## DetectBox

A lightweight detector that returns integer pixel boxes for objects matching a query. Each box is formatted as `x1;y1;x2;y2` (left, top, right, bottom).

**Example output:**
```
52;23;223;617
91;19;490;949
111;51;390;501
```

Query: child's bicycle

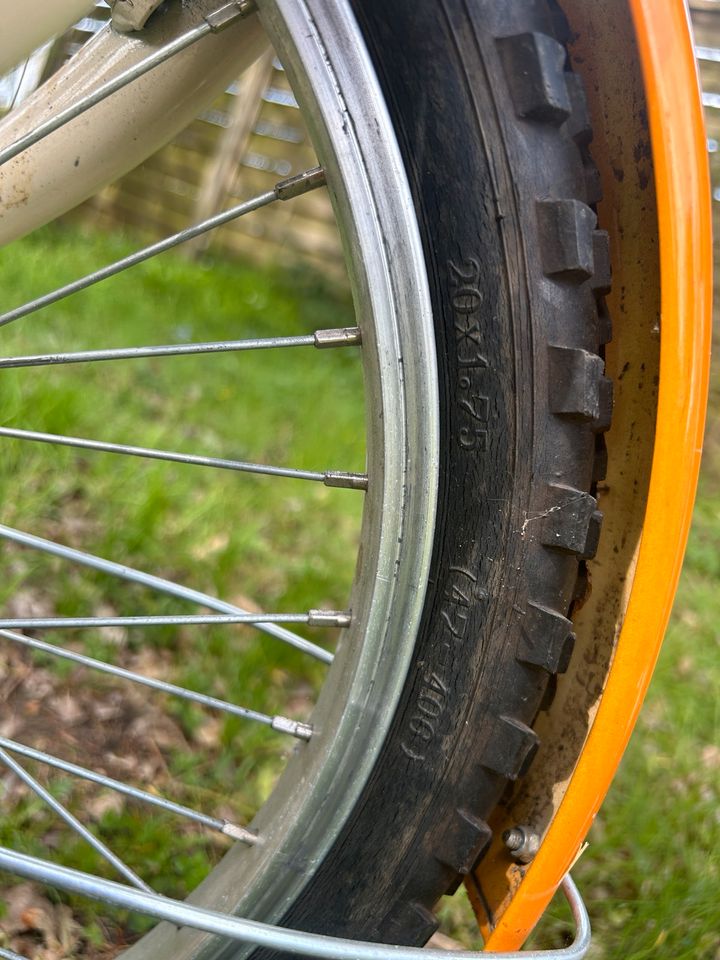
0;1;711;957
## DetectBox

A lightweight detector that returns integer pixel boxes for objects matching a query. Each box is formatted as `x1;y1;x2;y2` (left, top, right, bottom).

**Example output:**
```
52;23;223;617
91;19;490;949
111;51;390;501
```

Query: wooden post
185;50;275;259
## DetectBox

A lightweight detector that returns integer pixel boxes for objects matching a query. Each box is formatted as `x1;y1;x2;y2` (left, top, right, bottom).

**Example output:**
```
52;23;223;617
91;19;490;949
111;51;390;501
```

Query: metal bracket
110;0;257;33
0;847;590;959
110;0;167;32
204;1;258;32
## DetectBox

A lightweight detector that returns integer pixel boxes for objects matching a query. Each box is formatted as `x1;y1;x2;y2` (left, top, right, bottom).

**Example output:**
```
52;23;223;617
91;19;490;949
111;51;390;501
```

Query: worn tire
256;0;611;949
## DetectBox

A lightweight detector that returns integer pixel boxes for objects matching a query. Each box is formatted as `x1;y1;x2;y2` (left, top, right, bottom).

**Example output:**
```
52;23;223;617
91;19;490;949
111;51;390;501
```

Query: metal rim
0;852;594;960
0;0;439;953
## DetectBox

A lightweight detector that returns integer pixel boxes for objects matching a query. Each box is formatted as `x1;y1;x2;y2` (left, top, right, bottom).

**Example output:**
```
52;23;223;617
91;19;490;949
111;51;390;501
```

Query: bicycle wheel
228;0;611;950
0;0;611;954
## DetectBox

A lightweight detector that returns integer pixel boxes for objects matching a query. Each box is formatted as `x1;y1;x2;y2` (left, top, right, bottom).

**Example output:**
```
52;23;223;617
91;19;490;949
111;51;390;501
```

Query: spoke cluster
0;736;258;843
0;746;151;891
0;523;334;661
0;163;361;894
0;0;367;919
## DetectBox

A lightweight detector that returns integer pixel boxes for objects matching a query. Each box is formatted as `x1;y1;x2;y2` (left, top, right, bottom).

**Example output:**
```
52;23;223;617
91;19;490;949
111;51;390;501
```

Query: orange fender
470;0;712;947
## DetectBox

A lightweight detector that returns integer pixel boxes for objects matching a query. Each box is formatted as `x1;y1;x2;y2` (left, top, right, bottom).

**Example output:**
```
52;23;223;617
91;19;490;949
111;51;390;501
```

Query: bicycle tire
249;0;612;949
0;0;611;953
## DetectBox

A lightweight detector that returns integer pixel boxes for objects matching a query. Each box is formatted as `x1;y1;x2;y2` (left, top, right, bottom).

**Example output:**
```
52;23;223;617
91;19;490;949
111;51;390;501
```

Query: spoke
0;426;367;489
696;45;720;62
0;747;151;892
0;611;351;629
0;737;258;844
0;335;314;368
0;947;31;960
0;524;333;663
0;167;326;329
0;630;313;741
0;327;361;369
0;1;257;169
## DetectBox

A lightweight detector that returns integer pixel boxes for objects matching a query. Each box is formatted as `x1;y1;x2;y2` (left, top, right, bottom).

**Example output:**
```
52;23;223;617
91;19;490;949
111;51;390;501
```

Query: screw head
503;825;540;863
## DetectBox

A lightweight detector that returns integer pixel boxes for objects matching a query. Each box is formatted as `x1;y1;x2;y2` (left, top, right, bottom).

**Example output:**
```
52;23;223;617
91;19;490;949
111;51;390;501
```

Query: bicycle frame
0;0;711;952
0;0;269;245
0;0;94;74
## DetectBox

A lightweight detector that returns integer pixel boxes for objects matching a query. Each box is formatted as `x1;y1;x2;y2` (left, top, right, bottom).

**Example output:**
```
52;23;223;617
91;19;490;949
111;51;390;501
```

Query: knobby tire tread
250;0;612;951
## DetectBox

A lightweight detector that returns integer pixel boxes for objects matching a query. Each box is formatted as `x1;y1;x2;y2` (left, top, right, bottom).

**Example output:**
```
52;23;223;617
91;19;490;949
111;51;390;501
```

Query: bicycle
0;1;711;957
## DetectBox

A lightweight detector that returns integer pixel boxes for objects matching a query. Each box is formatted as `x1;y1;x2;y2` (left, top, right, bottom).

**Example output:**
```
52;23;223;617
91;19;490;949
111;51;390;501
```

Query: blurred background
0;3;717;958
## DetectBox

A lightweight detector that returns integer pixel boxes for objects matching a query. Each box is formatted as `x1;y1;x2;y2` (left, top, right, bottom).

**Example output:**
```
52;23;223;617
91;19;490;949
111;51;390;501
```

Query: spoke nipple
313;327;362;349
275;167;326;201
271;716;313;741
308;609;352;628
323;471;368;491
503;825;541;863
205;0;257;32
222;822;261;844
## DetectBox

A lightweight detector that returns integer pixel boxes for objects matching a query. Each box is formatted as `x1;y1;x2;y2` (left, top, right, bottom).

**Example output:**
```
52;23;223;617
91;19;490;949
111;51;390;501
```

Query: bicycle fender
466;0;712;947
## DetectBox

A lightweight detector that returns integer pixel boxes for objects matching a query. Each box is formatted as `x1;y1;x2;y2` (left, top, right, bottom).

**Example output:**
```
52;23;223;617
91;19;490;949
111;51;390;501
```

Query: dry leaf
1;883;81;960
701;744;720;771
48;693;85;726
87;791;126;821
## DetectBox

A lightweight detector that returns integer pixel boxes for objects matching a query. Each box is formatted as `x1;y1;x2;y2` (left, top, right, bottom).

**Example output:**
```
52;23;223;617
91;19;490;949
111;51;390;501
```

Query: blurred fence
692;3;720;281
69;5;344;276
690;1;720;430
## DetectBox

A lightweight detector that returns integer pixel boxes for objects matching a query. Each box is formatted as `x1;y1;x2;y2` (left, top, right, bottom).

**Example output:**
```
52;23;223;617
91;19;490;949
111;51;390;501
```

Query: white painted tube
0;0;269;245
0;0;96;73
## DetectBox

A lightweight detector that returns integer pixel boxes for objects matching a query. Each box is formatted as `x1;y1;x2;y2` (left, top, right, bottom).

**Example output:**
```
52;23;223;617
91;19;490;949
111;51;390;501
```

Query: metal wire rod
0;850;592;960
696;45;720;62
0;426;366;489
0;335;314;368
0;612;350;630
0;748;151;892
702;91;720;110
0;327;362;369
0;630;313;741
0;523;333;663
0;946;31;960
0;2;257;169
0;737;257;844
0;167;325;329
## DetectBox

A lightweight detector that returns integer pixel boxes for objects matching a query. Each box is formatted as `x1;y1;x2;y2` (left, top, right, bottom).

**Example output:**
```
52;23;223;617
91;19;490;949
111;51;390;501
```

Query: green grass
0;225;364;939
1;225;718;957
0;222;363;633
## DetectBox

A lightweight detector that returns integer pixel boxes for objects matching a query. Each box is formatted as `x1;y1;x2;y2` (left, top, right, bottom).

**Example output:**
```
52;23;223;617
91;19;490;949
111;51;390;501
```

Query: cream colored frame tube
0;0;269;246
0;0;96;74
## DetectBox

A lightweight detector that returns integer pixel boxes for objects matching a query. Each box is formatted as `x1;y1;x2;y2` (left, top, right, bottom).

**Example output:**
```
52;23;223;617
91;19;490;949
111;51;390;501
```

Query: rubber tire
253;0;611;950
